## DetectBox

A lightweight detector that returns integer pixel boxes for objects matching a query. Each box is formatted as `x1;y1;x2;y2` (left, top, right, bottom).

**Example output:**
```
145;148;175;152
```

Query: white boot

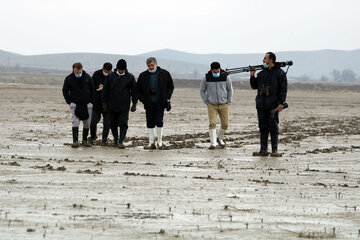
157;127;165;149
154;126;158;146
144;128;156;149
217;128;226;148
209;129;217;149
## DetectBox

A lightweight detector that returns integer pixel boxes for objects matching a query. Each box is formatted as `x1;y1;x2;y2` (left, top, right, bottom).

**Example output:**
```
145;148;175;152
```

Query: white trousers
70;102;93;128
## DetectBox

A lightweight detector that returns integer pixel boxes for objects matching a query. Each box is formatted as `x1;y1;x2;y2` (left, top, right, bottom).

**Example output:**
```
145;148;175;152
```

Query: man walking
62;62;95;148
136;57;174;150
250;52;288;157
200;62;233;149
88;62;112;145
102;59;137;148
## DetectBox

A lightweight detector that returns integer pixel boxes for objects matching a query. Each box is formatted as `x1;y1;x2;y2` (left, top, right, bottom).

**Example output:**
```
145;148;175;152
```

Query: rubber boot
88;126;97;144
71;127;80;148
102;125;110;145
270;133;282;157
253;132;269;156
82;128;92;147
118;127;127;149
144;128;156;149
157;127;166;150
209;129;217;149
111;127;119;147
217;128;226;148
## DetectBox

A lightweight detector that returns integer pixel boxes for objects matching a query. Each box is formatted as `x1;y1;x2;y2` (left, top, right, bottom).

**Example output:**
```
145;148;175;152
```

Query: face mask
212;72;220;78
75;72;82;78
148;68;156;73
103;71;109;76
263;62;269;68
117;71;125;76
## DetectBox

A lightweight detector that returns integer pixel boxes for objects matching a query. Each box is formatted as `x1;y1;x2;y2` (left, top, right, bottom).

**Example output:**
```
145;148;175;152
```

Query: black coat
102;71;138;112
62;71;95;105
92;69;108;112
250;66;287;110
136;66;174;108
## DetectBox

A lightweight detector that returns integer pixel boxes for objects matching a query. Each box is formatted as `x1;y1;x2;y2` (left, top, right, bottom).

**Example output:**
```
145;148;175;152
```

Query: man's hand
130;103;137;112
102;102;109;112
275;104;283;113
96;84;104;92
250;67;256;77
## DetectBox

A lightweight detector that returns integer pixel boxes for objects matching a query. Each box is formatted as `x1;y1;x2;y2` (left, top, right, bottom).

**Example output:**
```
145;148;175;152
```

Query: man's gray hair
146;57;157;65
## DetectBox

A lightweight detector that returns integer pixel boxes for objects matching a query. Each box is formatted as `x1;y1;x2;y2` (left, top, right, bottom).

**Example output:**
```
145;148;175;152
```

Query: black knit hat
116;59;127;70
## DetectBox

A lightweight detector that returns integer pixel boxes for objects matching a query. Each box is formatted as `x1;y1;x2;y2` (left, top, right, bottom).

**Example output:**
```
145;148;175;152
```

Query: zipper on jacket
216;80;219;105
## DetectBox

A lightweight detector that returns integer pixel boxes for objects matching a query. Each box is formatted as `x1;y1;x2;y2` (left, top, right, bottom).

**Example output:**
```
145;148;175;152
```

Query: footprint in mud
31;164;66;171
76;169;102;174
123;212;168;219
124;172;173;178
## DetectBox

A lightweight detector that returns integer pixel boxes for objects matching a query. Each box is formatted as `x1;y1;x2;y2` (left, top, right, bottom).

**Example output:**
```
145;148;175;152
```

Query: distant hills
1;48;360;82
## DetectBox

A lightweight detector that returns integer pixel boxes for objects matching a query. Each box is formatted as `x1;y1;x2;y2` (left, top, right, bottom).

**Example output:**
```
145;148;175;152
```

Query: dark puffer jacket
62;71;95;105
136;66;174;109
102;70;138;112
250;66;287;110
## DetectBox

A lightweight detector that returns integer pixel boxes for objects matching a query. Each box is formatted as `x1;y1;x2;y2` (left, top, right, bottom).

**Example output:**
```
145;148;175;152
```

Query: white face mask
103;71;109;76
117;71;125;76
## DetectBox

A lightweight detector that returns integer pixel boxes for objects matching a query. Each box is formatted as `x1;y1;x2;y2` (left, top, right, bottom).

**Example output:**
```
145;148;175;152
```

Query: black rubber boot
270;133;282;157
111;127;119;147
260;132;269;153
82;128;91;147
253;132;270;156
89;126;97;143
71;127;80;148
119;128;128;148
102;126;110;145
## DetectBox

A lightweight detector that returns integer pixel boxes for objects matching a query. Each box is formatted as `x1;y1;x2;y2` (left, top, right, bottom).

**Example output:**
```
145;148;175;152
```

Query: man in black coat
89;62;112;145
250;52;288;157
102;59;137;148
62;62;95;148
136;57;174;150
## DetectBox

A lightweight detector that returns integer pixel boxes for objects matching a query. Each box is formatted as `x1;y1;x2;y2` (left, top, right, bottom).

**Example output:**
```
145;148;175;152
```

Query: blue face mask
148;68;156;73
75;72;82;78
212;72;220;78
263;62;269;68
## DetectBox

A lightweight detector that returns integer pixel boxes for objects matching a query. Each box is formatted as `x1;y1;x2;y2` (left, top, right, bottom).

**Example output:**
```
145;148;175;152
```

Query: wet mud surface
0;83;360;239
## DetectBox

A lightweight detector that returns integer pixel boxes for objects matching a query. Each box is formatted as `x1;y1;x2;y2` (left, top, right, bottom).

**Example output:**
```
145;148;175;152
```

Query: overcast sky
0;0;359;55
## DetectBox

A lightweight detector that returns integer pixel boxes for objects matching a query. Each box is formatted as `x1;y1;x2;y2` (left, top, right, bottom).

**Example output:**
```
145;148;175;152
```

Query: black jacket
102;70;138;112
250;66;287;110
136;66;174;108
92;69;108;112
62;71;95;105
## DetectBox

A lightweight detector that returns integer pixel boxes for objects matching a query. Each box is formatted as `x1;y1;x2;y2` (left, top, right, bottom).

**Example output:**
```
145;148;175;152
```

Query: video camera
225;61;293;75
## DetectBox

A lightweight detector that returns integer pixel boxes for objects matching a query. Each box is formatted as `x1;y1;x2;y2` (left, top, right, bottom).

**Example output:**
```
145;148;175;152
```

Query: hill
1;49;360;81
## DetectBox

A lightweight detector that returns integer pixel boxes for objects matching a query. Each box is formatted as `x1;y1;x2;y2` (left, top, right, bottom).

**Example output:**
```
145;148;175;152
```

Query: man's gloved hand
130;103;137;112
102;102;109;112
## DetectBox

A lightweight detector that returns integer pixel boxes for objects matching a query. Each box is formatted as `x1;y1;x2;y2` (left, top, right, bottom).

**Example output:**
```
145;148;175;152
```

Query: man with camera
136;57;174;150
200;62;233;149
102;59;138;148
250;52;287;157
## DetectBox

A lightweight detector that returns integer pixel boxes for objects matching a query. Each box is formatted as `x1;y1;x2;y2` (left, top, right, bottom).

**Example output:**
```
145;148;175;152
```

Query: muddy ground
0;83;360;239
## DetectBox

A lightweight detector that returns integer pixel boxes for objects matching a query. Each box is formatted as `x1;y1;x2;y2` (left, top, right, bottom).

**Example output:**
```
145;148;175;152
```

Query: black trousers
145;103;164;128
110;111;129;144
90;109;111;142
90;109;111;129
257;109;279;152
257;109;279;136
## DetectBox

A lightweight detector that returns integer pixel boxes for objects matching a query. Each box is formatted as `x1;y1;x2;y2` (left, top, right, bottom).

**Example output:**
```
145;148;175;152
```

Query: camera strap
285;65;290;75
